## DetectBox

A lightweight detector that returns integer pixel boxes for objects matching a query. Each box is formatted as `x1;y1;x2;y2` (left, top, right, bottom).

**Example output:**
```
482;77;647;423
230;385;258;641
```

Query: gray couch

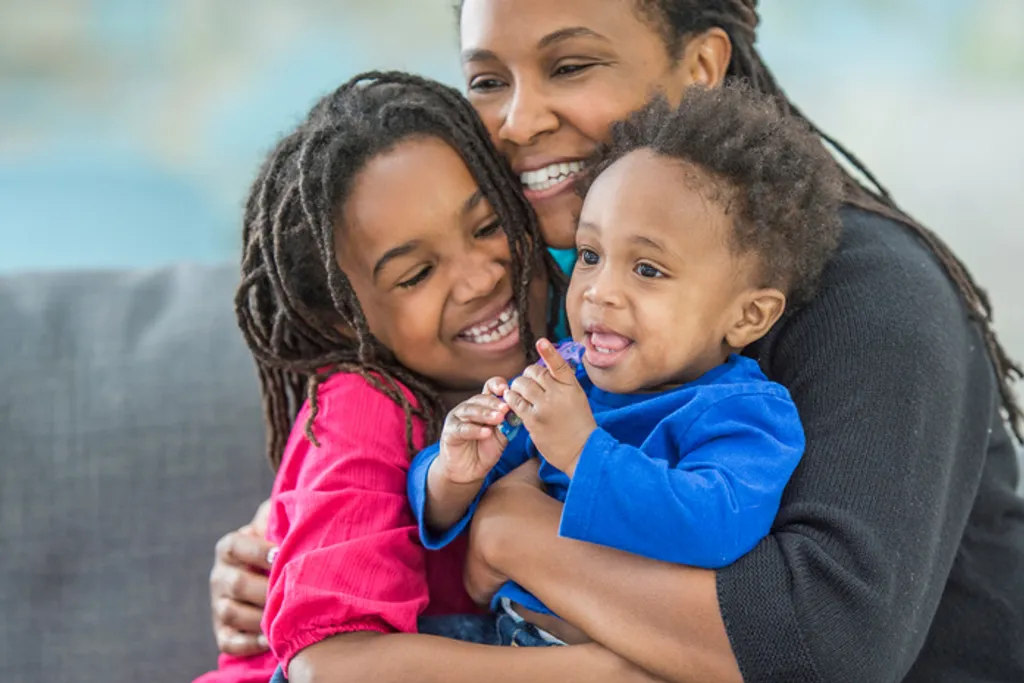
2;264;1021;683
1;265;272;682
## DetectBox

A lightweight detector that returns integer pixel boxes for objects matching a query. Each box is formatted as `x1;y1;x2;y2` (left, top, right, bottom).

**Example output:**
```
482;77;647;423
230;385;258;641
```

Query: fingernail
257;634;269;649
266;547;279;566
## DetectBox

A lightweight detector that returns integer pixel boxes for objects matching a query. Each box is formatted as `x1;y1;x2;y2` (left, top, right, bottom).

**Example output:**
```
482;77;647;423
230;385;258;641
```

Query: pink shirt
194;372;478;682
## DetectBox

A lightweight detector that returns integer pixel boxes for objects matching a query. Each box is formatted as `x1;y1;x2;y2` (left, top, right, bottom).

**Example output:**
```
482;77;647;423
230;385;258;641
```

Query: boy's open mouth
583;325;635;370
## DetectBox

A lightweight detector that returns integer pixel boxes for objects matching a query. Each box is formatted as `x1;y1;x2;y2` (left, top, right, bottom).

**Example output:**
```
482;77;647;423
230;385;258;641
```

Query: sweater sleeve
262;375;430;674
559;392;804;567
407;431;532;549
717;212;1002;683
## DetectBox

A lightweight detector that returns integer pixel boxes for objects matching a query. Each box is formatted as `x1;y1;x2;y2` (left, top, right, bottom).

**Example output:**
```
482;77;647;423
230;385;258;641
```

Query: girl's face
336;136;548;394
460;0;724;248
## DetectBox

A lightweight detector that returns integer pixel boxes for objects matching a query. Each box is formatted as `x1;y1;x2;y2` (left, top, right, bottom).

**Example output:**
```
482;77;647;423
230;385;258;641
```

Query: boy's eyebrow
373;190;485;280
462;27;610;63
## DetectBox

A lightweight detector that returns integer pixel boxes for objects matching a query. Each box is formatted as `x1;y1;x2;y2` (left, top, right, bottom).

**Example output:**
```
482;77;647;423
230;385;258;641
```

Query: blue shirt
408;354;804;617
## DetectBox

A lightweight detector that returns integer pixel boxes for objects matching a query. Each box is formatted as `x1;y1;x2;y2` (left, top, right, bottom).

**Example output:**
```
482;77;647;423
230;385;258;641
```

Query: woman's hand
209;498;276;656
463;459;550;605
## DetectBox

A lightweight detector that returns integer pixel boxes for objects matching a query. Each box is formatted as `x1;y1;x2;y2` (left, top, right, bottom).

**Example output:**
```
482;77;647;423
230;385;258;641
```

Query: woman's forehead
459;0;659;54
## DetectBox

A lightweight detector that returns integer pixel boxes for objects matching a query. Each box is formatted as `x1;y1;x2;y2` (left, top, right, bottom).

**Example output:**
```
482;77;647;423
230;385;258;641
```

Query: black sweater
719;206;1024;682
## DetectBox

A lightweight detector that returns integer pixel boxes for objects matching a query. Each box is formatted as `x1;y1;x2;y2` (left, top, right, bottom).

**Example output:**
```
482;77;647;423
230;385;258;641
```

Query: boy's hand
437;388;511;485
504;339;596;475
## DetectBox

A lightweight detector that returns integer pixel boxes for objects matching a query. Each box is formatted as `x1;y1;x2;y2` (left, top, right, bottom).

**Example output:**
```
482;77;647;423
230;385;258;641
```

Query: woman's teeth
461;305;518;344
520;161;585;193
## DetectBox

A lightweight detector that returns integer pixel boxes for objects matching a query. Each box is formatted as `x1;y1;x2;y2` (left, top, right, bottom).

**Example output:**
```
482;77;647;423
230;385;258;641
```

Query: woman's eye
635;263;664;279
468;77;505;93
553;63;595;78
579;249;599;266
398;266;432;289
475;221;503;239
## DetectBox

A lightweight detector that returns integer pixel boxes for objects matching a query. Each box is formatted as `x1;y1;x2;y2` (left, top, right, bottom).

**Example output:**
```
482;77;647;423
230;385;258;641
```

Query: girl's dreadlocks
237;71;561;469
624;0;1023;441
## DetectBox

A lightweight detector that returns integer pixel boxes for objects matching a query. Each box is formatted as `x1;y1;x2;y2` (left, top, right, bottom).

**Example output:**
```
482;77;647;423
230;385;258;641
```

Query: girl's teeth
462;305;518;344
520;161;585;192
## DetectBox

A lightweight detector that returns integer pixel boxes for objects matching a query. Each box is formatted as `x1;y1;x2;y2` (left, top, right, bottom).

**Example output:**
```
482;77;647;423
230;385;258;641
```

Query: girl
214;2;1024;681
196;71;660;683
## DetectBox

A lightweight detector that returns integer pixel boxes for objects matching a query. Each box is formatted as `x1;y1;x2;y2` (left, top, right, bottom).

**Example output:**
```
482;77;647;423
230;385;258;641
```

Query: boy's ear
724;288;786;350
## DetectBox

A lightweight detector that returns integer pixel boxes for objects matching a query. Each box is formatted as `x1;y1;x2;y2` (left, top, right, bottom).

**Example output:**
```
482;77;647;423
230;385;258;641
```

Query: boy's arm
559;391;804;568
407;434;530;549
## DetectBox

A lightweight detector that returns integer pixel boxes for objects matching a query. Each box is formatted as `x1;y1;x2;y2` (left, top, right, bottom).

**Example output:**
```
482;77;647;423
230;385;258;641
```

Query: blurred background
1;0;1021;353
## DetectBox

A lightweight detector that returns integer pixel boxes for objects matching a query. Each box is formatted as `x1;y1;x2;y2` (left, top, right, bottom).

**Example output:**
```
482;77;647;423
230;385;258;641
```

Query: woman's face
460;0;720;248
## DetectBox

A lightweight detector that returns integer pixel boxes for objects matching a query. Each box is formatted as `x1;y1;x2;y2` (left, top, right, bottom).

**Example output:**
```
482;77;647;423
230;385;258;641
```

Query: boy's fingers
453;398;507;425
536;338;574;383
483;376;509;397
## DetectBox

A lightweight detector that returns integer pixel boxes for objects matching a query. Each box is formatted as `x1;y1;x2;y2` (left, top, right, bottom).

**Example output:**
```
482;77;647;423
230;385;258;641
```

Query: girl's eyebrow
372;189;485;280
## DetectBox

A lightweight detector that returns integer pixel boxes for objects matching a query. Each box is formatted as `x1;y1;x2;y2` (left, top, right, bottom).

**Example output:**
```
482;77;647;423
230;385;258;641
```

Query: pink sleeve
262;374;429;672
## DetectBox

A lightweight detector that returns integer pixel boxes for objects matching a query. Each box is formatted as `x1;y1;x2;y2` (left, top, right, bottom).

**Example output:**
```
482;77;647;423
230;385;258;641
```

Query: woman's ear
678;27;732;89
724;287;786;350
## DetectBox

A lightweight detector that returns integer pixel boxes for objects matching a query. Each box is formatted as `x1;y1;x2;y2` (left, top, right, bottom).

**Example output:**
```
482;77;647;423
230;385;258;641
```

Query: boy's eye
635;263;664;279
475;221;503;239
398;266;432;289
579;249;599;266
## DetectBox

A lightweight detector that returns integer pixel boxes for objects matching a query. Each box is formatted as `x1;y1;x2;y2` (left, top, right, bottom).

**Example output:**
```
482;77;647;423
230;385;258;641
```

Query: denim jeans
419;600;566;648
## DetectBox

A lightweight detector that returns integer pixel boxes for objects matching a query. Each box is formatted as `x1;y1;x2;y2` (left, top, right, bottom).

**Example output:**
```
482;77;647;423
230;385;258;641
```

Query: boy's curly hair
579;82;844;308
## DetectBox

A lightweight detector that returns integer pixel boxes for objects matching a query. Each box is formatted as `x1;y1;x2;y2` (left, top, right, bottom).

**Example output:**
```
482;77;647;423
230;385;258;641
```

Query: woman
210;1;1024;681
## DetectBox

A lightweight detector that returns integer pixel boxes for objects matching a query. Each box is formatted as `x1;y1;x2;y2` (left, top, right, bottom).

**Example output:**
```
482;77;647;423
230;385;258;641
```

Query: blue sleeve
559;391;805;568
407;431;532;550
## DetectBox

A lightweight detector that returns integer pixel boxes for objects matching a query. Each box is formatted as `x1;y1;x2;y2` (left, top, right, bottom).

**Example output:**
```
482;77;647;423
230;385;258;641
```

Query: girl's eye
553;63;596;78
468;77;505;93
635;263;664;279
579;249;599;266
475;221;503;239
398;266;432;289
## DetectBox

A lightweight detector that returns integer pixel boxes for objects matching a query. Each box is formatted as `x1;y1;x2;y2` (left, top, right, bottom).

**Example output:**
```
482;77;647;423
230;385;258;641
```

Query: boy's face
567;149;780;393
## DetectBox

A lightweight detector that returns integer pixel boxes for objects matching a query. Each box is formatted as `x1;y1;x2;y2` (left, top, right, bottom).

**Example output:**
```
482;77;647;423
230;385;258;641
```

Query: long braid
236;71;561;469
644;0;1023;441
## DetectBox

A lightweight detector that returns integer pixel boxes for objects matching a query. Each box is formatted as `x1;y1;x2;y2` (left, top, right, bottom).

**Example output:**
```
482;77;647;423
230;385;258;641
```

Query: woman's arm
209;499;275;655
289;631;664;683
466;478;742;683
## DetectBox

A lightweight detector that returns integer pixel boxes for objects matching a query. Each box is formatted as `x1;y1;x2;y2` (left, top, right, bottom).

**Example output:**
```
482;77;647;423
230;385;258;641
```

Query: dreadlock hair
455;0;1021;441
237;71;562;470
577;83;844;310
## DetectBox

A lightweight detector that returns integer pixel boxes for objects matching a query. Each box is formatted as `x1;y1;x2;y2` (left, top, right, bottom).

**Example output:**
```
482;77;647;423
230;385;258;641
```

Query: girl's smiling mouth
456;299;521;352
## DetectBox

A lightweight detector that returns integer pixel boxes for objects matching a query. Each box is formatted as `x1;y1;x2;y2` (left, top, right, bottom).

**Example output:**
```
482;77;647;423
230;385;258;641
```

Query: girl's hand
437;387;511;485
504;339;596;475
209;499;274;655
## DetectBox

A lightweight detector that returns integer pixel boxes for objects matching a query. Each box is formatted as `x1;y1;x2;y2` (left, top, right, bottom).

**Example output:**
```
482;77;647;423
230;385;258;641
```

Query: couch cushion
0;265;273;683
